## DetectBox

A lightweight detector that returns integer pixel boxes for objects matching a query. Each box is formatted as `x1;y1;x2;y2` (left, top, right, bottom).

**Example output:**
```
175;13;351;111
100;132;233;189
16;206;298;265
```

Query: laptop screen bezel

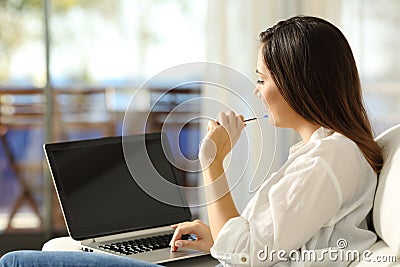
44;132;192;240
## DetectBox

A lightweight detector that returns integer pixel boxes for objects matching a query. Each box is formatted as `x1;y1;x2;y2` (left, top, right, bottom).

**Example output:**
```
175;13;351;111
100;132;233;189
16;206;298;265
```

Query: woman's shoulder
288;127;374;178
302;129;375;201
306;129;363;163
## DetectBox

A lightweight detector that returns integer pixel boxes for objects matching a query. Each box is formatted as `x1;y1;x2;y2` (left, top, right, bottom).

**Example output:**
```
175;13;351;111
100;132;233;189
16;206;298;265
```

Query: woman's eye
256;80;264;85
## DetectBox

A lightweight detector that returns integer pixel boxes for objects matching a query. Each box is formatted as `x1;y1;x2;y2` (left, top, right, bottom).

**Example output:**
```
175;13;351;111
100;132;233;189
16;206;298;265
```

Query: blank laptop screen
45;133;191;240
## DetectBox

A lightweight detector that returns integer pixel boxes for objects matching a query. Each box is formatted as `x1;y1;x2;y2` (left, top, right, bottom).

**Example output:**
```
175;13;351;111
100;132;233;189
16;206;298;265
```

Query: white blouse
211;127;377;266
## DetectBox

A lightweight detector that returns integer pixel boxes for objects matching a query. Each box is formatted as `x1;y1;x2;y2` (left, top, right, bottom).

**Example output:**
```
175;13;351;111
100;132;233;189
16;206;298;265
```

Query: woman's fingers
237;114;244;125
169;222;192;252
207;120;219;132
200;111;245;166
173;239;200;251
169;220;213;253
217;112;228;126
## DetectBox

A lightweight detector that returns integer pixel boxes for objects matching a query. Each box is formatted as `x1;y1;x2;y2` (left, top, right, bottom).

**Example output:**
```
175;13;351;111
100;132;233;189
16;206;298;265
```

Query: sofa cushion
373;124;400;256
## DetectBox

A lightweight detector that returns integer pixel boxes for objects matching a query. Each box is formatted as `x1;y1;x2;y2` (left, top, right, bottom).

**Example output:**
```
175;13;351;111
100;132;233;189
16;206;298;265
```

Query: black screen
46;133;191;240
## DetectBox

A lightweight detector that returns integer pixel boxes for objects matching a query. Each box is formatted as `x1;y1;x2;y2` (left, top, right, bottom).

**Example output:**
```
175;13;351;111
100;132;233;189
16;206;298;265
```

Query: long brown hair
259;16;383;173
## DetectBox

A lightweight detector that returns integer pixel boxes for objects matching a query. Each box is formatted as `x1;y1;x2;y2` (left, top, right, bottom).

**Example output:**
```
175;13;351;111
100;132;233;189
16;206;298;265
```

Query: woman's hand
170;219;214;253
199;111;245;167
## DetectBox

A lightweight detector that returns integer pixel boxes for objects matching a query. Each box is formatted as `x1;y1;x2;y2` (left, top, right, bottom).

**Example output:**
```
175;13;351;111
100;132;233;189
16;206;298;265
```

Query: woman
170;15;382;266
0;16;382;267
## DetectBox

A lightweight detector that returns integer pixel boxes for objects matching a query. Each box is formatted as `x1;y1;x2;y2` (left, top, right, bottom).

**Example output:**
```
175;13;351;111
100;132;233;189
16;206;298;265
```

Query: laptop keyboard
98;233;194;255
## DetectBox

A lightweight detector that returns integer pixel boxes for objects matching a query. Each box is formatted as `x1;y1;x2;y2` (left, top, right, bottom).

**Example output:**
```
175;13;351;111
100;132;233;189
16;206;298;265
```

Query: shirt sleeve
211;156;343;266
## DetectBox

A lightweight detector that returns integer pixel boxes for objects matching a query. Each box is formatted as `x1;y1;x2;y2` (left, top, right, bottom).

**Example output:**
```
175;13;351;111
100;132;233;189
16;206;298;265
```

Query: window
0;0;206;237
50;0;207;86
0;0;45;86
342;0;400;133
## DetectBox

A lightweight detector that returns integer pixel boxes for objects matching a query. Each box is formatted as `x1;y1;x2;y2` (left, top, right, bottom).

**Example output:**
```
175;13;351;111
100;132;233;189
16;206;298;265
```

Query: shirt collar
289;127;334;155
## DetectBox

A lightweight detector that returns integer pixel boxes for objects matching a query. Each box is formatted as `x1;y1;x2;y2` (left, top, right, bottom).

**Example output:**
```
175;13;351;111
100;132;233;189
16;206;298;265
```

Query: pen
216;115;268;125
243;114;268;123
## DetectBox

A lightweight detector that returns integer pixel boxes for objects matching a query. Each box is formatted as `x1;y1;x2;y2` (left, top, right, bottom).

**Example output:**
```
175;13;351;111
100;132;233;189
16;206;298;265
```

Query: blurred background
0;0;399;254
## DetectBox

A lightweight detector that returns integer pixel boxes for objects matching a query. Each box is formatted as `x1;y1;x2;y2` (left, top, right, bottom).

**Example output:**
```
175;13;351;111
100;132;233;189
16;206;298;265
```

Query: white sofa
351;124;400;266
43;124;400;266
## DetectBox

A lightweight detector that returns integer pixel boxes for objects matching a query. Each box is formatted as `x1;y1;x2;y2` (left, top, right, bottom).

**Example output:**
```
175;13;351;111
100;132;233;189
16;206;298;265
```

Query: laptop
44;132;209;264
